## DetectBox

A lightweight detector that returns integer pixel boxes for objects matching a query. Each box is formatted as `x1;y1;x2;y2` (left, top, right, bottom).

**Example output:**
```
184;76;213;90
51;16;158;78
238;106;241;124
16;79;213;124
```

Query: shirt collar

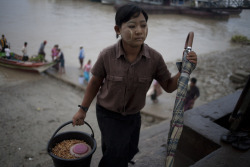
116;39;150;59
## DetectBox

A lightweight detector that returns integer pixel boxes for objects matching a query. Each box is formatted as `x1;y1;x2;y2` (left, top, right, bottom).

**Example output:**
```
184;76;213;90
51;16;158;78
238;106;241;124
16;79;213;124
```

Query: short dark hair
191;77;197;84
115;4;148;28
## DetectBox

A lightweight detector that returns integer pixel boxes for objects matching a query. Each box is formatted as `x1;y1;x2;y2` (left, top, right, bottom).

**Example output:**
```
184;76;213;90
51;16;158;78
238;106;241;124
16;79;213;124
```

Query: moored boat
0;52;56;73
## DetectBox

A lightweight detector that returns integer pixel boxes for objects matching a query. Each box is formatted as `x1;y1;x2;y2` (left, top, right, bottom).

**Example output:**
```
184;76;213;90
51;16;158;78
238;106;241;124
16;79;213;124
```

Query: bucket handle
50;121;95;141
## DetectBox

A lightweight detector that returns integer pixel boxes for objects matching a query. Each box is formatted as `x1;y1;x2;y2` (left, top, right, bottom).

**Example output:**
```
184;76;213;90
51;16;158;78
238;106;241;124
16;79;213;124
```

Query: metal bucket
47;121;96;167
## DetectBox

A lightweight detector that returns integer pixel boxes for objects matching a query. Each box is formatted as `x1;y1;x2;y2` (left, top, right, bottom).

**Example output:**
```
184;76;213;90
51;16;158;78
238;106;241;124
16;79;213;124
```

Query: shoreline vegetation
0;44;250;167
231;35;250;45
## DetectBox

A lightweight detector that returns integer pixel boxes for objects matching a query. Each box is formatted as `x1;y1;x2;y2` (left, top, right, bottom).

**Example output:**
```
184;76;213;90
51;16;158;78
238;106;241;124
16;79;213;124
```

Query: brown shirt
91;40;171;115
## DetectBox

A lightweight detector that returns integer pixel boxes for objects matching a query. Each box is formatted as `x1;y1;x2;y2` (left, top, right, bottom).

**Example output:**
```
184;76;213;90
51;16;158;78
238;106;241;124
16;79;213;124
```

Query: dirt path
0;68;101;166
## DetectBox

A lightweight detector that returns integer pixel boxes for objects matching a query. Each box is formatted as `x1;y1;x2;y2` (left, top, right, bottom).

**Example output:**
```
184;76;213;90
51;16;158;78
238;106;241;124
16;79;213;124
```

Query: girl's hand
72;109;86;126
187;51;197;64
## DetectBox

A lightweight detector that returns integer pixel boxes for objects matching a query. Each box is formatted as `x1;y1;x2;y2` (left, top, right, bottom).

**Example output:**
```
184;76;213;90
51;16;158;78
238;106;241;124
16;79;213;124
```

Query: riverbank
142;45;250;126
0;45;249;167
114;2;234;20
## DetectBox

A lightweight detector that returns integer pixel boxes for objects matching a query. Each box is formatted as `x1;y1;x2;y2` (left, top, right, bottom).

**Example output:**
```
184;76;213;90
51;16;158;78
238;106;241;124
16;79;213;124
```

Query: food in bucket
52;139;91;159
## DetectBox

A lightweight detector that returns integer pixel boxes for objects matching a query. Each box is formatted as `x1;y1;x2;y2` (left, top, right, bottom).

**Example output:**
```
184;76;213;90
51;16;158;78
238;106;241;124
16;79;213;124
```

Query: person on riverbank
83;59;92;84
150;80;162;103
1;34;7;52
22;42;29;61
79;46;85;69
51;44;59;70
38;40;47;62
57;48;65;74
51;44;59;61
184;77;200;111
4;45;11;59
72;4;197;167
22;42;28;56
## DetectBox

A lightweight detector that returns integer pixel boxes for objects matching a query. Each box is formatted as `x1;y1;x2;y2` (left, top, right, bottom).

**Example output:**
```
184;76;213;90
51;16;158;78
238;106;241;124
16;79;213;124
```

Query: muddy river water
1;0;250;67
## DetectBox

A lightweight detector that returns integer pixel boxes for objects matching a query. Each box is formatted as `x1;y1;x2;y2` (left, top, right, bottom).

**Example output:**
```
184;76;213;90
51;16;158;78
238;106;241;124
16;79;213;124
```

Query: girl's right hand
72;109;86;126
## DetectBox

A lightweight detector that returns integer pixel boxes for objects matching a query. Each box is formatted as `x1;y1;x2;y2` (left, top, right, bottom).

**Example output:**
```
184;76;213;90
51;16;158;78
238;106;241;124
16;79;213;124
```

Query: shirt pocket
106;75;125;91
136;77;152;92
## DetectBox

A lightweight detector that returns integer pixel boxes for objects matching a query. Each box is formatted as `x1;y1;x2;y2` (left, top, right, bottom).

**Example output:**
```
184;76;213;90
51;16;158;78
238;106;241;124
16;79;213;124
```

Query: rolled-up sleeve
91;51;106;78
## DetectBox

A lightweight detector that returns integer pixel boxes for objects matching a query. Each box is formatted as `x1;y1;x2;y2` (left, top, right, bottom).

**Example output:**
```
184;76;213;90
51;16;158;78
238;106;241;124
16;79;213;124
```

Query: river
1;0;250;67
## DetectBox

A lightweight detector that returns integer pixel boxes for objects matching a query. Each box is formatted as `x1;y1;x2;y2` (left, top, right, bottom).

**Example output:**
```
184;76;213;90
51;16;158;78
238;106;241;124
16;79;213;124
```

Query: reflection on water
1;0;249;67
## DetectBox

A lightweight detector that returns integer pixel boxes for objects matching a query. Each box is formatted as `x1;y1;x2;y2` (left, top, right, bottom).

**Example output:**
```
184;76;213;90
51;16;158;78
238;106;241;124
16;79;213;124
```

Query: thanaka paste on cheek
124;29;133;41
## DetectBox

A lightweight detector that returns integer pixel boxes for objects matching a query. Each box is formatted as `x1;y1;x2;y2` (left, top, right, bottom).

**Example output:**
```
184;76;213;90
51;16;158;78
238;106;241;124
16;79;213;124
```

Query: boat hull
0;53;56;73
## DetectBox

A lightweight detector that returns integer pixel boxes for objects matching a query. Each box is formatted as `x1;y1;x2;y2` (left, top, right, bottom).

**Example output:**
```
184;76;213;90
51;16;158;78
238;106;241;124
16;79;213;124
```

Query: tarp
166;32;196;167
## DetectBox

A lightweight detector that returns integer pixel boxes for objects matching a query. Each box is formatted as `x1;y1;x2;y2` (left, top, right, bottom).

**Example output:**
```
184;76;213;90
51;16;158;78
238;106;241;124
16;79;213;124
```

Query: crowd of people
1;34;93;81
0;35;66;74
5;36;92;82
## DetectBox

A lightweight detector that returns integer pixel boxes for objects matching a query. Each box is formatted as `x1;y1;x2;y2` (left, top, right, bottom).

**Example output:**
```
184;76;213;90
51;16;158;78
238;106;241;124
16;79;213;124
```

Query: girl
73;4;197;167
83;59;92;83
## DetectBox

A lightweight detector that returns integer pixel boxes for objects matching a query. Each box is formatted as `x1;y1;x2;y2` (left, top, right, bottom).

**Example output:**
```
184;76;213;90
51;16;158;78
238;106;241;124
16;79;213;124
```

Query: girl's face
115;13;148;48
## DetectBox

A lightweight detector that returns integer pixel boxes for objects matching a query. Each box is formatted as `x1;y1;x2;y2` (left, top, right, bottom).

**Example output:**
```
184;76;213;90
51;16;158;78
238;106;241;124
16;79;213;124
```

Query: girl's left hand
187;51;197;64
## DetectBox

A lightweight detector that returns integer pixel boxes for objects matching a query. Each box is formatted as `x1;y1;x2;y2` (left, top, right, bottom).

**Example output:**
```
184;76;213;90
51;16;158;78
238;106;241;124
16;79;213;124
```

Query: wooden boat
0;52;56;73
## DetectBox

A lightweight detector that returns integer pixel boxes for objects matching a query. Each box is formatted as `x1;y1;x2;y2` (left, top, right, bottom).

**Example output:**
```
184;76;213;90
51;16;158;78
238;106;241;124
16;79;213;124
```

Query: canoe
0;52;56;73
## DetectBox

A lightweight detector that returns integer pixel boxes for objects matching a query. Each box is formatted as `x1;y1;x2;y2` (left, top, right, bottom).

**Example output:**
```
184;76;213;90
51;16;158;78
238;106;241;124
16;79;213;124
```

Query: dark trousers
96;104;141;167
